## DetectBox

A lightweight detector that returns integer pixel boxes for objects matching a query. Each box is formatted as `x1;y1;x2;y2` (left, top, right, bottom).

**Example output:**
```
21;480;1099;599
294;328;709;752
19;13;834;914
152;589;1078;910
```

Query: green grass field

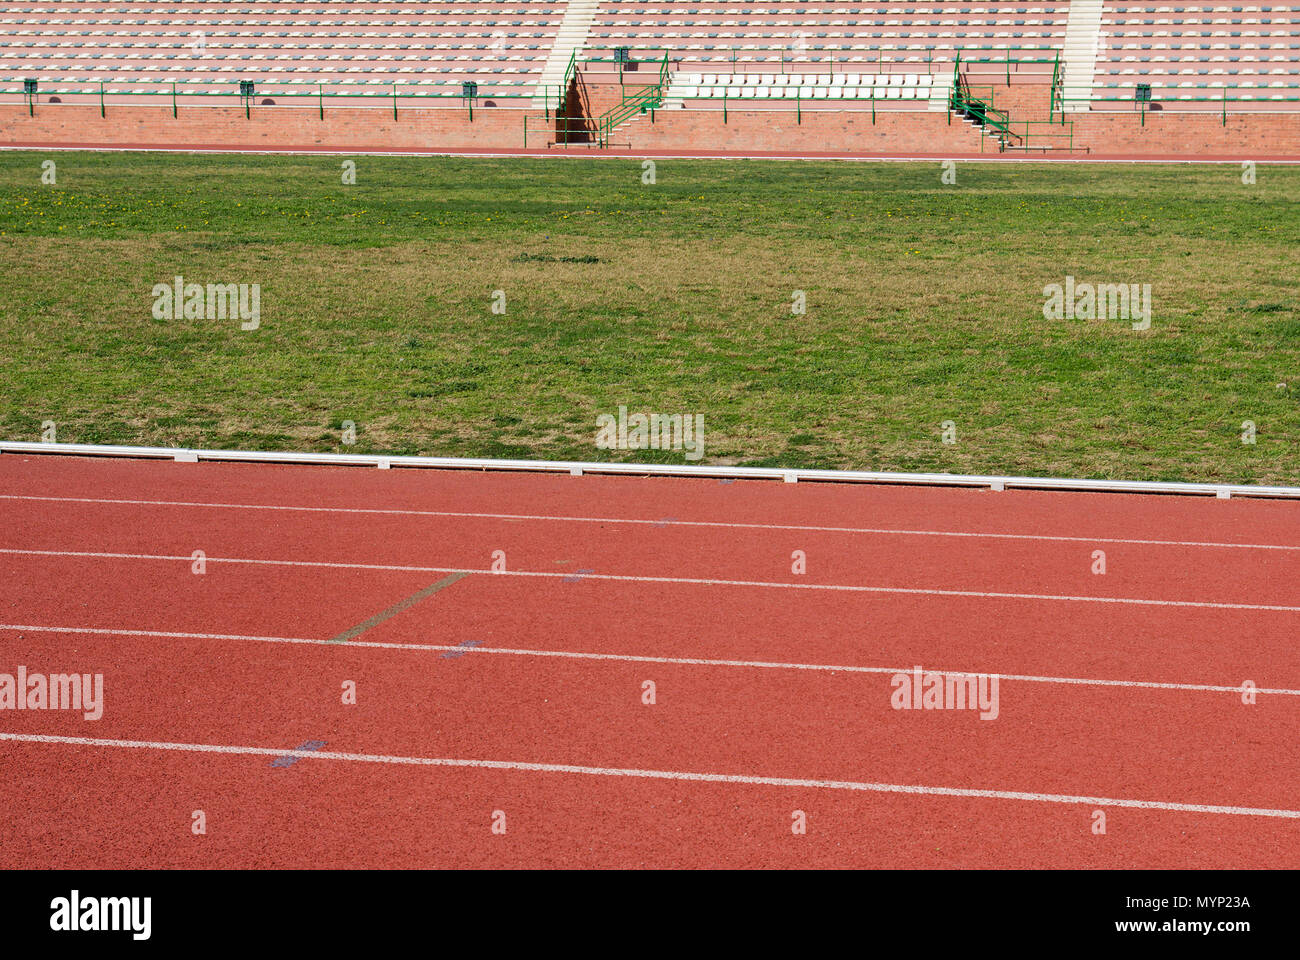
1;151;1297;483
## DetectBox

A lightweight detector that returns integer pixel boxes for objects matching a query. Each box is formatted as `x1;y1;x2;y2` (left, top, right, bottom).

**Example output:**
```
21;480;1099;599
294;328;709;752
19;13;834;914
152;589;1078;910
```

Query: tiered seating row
669;70;937;100
0;1;569;91
1095;3;1300;97
590;0;1070;65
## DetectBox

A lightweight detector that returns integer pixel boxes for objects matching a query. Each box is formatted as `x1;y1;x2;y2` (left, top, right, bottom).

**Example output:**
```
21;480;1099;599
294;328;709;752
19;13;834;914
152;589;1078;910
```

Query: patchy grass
0;151;1296;482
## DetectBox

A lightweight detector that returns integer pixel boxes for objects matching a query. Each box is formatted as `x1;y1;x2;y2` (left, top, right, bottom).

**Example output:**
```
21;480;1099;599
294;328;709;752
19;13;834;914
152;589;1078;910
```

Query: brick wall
1072;111;1300;155
618;106;990;154
2;98;1296;158
0;103;530;151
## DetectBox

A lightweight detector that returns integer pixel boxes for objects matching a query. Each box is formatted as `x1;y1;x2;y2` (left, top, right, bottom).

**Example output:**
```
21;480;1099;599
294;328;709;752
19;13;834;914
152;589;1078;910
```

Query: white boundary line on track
4;440;1300;499
2;492;1298;553
4;622;1296;696
3;547;1300;612
2;731;1297;819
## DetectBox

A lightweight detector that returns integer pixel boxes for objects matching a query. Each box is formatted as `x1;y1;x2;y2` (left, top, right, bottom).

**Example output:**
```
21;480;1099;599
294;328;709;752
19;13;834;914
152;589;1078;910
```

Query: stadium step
532;0;600;107
927;75;953;112
1061;0;1104;112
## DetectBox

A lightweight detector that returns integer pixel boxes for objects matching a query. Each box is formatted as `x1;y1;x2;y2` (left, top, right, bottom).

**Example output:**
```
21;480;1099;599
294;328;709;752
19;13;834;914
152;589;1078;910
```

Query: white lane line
4;622;1297;697
2;731;1297;819
1;493;1296;553
3;547;1300;612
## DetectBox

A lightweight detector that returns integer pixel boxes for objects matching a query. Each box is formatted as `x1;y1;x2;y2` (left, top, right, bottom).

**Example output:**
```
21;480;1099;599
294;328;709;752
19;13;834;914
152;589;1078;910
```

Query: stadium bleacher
589;1;1072;69
1094;3;1300;106
1;2;1297;154
0;2;570;99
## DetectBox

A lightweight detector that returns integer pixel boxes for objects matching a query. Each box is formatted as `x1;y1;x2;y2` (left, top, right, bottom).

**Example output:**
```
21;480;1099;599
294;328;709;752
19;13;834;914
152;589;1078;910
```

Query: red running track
0;453;1298;868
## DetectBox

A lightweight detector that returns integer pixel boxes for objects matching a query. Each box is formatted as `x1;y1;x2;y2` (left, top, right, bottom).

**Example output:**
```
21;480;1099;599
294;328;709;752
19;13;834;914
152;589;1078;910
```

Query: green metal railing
4;78;537;118
948;64;1016;148
584;42;1059;74
1065;89;1300;126
950;70;1078;152
594;51;670;146
555;48;578;116
1048;50;1064;121
524;113;594;148
955;94;1015;145
987;118;1075;153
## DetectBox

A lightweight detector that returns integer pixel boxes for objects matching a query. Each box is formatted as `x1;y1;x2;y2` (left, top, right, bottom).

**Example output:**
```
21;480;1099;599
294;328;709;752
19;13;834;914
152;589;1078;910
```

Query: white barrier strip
3;440;1299;499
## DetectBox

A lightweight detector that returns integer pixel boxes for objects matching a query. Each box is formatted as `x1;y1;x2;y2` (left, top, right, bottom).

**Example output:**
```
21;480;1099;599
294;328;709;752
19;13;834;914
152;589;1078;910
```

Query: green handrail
1049;49;1061;120
949;75;1016;147
557;48;578;116
595;52;671;147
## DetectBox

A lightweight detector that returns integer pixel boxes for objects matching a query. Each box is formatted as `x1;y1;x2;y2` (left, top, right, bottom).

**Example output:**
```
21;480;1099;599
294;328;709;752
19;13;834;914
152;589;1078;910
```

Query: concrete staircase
1061;0;1104;111
927;73;953;111
532;0;600;107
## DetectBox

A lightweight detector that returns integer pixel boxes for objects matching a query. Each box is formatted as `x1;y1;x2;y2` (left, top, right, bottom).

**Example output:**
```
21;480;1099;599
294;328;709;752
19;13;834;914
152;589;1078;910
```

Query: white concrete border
2;440;1297;499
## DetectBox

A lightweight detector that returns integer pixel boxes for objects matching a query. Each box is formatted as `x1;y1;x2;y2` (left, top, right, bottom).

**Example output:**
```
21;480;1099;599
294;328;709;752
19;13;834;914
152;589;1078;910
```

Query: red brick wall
619;106;990;154
1072;111;1300;155
0;103;530;150
965;82;1056;121
2;99;1296;158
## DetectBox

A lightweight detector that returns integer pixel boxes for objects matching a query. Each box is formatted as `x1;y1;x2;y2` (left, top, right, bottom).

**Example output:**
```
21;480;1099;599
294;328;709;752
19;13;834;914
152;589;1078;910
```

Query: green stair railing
595;51;670;146
555;48;578;118
1047;50;1071;124
949;70;1017;148
987;118;1074;152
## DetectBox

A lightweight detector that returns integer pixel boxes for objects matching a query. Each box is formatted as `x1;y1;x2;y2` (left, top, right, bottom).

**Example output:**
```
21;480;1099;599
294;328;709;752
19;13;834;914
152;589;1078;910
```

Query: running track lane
4;554;1298;693
0;452;1294;863
1;627;1297;868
